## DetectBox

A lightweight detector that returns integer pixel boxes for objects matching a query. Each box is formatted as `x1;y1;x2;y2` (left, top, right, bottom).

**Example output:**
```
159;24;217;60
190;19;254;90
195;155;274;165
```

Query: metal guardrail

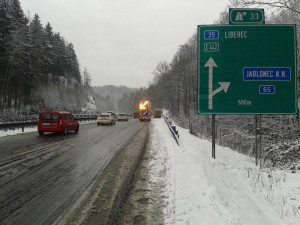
0;114;98;132
163;116;180;146
0;121;37;132
73;114;98;121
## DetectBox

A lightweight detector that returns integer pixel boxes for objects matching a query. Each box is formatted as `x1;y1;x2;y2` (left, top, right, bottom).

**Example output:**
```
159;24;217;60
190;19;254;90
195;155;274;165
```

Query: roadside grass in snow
163;114;300;225
246;167;300;224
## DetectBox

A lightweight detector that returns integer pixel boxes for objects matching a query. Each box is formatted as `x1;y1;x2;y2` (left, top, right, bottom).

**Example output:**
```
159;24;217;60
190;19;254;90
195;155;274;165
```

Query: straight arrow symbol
204;57;217;109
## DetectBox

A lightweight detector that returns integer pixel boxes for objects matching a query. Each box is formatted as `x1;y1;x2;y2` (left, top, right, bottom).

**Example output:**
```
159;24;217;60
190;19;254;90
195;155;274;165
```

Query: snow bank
150;119;300;225
0;127;37;137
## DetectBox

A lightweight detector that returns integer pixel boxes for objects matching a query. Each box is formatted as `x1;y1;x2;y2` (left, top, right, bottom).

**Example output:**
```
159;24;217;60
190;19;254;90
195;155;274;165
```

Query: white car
97;113;116;125
118;113;128;121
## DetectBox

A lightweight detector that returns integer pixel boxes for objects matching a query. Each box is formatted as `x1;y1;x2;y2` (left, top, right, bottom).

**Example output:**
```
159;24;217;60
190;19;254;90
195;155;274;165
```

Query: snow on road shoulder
0;127;37;137
148;119;178;224
151;119;300;225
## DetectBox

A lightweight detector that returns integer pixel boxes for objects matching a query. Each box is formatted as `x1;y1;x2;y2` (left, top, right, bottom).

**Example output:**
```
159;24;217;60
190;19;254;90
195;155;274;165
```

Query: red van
38;111;79;135
133;112;139;119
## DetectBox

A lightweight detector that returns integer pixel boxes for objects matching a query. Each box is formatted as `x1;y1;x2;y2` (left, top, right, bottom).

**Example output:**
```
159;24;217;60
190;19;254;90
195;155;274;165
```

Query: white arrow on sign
204;57;230;110
212;82;230;96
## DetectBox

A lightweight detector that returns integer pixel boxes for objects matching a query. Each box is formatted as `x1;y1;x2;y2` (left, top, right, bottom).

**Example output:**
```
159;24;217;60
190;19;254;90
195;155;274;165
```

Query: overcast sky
20;0;230;88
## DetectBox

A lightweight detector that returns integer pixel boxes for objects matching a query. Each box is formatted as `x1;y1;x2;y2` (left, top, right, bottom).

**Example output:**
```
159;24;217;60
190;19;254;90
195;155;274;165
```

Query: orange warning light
139;101;149;110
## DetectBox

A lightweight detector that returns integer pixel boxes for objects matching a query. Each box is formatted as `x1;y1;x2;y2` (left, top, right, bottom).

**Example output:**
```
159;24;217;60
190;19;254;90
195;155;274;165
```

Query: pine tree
28;14;46;84
0;0;13;110
8;0;30;109
0;0;30;110
43;22;55;83
52;32;67;80
65;42;81;83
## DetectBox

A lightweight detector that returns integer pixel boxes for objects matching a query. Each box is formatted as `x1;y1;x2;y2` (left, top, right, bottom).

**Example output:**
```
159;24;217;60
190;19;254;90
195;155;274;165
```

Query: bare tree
230;0;300;14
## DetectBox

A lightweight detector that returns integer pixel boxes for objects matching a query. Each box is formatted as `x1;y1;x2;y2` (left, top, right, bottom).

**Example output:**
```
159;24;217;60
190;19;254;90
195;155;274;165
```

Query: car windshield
119;114;126;116
41;113;59;120
100;114;109;117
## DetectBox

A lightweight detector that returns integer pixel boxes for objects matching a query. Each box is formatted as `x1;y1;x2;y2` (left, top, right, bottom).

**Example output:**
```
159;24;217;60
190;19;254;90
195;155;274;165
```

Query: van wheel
64;127;68;135
39;131;44;136
75;125;79;133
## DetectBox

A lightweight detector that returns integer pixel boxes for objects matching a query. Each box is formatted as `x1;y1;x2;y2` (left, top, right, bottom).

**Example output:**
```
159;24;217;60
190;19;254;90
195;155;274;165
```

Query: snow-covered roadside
0;127;37;137
150;119;300;225
0;120;96;138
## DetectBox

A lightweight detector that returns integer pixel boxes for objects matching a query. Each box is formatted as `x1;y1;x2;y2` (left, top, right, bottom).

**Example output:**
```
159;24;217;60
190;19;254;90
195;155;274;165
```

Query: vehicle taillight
59;119;63;125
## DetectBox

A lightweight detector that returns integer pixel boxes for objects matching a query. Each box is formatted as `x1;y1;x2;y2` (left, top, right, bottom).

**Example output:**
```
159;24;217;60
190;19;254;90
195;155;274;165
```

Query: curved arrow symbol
212;82;230;96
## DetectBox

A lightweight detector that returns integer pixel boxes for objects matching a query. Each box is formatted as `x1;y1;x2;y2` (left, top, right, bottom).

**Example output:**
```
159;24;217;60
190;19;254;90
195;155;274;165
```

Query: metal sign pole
259;115;262;166
255;115;258;166
212;114;216;159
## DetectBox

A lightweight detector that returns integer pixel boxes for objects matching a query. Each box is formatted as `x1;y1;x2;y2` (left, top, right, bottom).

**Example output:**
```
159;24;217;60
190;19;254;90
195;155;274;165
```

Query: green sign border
197;24;298;115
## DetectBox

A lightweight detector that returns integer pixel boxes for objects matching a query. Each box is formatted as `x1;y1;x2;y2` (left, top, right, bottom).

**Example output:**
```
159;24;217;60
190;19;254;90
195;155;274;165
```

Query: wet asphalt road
0;119;144;225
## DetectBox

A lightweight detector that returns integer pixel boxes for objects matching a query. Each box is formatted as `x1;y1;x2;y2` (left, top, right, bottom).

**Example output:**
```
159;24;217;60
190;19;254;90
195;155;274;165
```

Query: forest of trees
93;85;140;113
1;0;299;166
0;0;91;116
142;0;300;167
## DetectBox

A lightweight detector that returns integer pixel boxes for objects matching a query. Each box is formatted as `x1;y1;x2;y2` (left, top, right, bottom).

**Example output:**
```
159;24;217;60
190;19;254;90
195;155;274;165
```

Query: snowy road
0;120;145;225
149;119;300;225
1;118;299;225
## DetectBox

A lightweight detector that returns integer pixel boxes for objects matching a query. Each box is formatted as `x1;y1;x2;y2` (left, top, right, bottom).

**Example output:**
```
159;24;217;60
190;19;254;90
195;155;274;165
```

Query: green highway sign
197;25;297;115
229;8;265;24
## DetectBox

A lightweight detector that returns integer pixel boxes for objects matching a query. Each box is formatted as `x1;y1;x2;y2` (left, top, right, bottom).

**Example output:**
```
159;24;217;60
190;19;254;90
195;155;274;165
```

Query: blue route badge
259;85;275;94
204;30;219;40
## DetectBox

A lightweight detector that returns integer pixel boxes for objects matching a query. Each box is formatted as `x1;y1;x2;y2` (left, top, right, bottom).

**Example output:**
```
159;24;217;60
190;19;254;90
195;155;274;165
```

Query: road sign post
212;114;216;159
197;22;297;160
197;24;297;115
